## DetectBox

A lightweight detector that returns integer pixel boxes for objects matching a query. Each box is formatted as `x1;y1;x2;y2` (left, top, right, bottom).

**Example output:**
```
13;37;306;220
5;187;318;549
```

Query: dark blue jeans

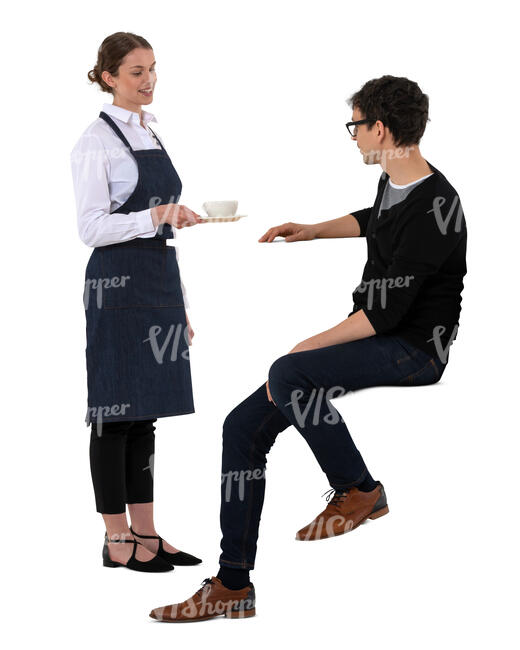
219;334;446;569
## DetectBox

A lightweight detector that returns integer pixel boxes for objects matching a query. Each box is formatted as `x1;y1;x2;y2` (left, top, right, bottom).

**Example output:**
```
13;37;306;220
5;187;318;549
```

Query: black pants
89;418;157;514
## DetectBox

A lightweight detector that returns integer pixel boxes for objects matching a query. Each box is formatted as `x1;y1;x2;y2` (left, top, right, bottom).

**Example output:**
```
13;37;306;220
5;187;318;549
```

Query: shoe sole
103;558;173;571
150;608;256;622
295;504;389;541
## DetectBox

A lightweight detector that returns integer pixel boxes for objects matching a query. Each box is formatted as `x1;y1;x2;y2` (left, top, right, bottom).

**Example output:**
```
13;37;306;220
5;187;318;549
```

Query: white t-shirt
377;171;434;219
388;171;433;189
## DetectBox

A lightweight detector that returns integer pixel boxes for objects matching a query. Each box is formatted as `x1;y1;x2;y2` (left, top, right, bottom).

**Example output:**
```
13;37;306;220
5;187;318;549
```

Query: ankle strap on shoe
105;532;138;544
130;526;160;540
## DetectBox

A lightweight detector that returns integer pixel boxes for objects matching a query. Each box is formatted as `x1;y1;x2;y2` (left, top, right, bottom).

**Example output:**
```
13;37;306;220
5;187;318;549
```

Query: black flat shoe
130;527;202;566
103;532;174;572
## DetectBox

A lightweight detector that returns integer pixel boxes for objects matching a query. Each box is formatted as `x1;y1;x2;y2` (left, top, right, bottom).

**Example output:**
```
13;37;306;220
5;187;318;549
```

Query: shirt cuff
134;208;158;238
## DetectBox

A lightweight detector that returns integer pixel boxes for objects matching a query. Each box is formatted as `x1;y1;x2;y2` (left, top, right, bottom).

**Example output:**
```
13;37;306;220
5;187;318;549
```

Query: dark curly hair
87;32;153;94
347;75;430;147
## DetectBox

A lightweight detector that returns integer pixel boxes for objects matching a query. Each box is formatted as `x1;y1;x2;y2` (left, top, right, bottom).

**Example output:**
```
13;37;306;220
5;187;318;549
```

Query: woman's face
103;47;157;112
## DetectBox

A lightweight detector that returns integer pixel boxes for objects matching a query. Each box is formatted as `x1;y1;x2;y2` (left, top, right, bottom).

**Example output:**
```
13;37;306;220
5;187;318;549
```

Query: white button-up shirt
70;102;189;307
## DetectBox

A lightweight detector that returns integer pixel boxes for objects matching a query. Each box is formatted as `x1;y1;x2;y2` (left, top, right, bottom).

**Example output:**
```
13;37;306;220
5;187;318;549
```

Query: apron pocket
99;246;184;309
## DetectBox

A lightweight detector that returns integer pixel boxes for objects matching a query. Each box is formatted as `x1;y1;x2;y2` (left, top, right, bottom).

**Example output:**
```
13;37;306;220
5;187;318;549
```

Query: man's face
351;106;382;165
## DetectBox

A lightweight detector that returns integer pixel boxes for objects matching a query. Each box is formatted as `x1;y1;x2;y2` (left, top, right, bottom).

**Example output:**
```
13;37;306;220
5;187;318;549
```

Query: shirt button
371;233;376;238
370;260;375;265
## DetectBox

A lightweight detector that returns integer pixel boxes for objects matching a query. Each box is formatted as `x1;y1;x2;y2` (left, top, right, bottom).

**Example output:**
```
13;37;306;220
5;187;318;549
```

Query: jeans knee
268;354;301;401
268;354;293;385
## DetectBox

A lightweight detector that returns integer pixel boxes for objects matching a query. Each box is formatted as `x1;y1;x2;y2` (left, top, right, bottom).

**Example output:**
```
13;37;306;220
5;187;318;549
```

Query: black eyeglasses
345;118;371;137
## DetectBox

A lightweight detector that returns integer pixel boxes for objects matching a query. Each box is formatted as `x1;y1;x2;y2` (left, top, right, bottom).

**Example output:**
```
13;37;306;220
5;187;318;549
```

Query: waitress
70;31;204;572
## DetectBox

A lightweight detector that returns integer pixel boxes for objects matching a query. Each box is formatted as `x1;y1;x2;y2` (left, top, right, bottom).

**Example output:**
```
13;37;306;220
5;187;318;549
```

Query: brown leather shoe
149;577;256;622
295;482;389;541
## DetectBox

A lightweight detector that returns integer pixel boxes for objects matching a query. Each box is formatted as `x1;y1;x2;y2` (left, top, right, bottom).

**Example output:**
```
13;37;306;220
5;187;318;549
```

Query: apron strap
147;125;166;152
99;111;134;152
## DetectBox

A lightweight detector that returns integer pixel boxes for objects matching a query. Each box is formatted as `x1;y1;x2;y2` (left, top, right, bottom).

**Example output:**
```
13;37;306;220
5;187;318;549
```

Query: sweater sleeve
350;207;372;237
358;193;464;333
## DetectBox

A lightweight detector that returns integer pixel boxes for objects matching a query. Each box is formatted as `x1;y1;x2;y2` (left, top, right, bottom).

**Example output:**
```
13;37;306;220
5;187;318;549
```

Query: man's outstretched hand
258;222;318;243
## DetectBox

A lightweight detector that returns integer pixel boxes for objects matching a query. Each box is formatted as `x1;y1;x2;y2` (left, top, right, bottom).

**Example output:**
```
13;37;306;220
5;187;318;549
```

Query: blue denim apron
83;111;195;426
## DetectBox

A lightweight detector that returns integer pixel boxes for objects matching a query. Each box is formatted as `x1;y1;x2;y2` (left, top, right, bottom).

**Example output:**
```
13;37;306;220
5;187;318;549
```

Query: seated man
149;74;468;623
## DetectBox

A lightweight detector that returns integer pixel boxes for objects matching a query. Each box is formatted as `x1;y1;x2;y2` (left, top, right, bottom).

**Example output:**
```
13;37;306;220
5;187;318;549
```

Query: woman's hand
185;310;194;345
151;204;204;229
258;222;318;243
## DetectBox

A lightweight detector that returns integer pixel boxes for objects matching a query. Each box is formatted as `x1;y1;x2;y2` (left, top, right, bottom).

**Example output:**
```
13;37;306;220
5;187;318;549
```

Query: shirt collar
101;102;158;126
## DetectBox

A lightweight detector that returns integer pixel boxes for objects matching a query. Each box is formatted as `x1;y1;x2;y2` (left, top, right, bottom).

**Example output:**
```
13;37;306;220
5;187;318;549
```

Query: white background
4;0;518;648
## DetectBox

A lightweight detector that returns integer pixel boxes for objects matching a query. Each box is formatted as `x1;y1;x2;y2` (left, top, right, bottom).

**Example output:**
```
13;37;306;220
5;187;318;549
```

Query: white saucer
200;214;248;222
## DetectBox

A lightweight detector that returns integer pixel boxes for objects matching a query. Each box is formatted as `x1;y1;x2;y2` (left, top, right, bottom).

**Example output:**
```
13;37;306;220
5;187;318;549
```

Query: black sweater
349;161;467;364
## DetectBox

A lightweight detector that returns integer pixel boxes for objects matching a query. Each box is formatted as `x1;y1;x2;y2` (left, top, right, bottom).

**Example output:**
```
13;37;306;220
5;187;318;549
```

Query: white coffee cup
202;201;238;217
